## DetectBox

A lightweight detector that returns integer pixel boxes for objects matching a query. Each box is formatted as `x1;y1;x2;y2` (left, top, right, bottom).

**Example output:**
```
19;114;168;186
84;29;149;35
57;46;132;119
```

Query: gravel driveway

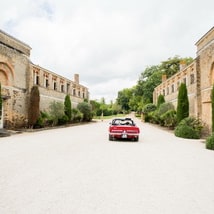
0;117;214;214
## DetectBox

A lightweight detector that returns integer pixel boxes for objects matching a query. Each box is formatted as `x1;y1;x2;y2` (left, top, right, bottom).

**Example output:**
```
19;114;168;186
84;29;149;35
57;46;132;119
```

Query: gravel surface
0;117;214;214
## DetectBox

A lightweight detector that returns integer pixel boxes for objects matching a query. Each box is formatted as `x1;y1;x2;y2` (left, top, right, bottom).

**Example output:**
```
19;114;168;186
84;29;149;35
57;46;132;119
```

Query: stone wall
0;29;89;129
153;27;214;133
0;39;30;128
153;62;197;117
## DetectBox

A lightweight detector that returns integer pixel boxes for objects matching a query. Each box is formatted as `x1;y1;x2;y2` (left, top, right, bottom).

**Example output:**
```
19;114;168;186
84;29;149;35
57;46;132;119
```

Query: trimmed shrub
206;133;214;150
157;94;165;108
175;123;199;139
64;95;72;121
143;103;157;113
142;103;157;122
77;102;93;121
58;115;69;125
177;83;189;123
174;117;203;139
157;102;175;126
34;111;54;128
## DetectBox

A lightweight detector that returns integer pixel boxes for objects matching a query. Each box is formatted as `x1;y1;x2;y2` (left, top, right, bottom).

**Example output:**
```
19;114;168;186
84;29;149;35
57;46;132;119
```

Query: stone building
0;29;89;129
153;26;214;132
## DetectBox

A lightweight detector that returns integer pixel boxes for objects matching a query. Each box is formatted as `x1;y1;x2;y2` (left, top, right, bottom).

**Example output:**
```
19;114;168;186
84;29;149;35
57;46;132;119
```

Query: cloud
0;0;214;103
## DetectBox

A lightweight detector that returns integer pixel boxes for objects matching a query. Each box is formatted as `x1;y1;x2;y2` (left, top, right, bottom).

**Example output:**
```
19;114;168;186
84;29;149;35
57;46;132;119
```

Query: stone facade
0;30;89;129
153;27;214;133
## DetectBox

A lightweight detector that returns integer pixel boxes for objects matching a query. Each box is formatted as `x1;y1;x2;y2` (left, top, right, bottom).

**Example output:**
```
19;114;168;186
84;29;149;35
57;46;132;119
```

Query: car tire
109;135;113;141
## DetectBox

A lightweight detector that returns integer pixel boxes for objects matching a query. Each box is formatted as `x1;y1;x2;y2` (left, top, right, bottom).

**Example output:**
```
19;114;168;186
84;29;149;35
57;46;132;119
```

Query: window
36;75;39;85
46;79;49;88
190;74;195;84
171;84;174;93
167;87;169;95
61;84;64;92
177;82;180;90
67;83;70;93
54;82;57;90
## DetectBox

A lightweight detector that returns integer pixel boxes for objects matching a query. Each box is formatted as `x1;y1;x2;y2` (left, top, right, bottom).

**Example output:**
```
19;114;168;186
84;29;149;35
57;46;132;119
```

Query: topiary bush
143;103;157;113
176;83;189;123
174;117;203;139
142;103;157;122
206;133;214;150
157;102;175;126
157;94;165;108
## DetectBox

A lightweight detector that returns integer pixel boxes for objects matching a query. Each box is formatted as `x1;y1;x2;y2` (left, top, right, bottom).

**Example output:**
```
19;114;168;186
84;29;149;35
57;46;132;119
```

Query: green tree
117;88;133;112
211;85;214;132
90;100;101;116
157;94;165;108
176;83;189;123
49;101;65;125
136;66;162;103
77;102;93;121
28;86;40;127
64;94;72;121
160;56;193;78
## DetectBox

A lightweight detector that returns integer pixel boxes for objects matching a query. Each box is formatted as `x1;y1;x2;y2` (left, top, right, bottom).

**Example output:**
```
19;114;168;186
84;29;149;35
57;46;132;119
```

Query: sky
0;0;213;103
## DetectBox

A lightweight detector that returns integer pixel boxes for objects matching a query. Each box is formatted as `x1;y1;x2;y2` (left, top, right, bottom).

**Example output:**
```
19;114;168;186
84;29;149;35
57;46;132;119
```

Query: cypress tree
211;85;214;132
157;94;165;108
64;94;72;121
177;83;189;123
28;86;40;127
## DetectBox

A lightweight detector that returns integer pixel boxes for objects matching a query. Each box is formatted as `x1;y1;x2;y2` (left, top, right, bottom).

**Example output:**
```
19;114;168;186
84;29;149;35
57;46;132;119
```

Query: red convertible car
108;118;140;141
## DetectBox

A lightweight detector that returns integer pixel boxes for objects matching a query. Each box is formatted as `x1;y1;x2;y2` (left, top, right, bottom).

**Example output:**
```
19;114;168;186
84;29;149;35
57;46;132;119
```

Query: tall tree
64;94;72;121
136;65;162;103
117;88;133;111
176;83;189;123
157;94;165;108
28;86;40;127
160;56;193;78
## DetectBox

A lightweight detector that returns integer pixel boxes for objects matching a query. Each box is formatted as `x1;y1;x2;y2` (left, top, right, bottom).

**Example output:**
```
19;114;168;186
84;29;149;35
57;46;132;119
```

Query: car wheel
109;135;113;141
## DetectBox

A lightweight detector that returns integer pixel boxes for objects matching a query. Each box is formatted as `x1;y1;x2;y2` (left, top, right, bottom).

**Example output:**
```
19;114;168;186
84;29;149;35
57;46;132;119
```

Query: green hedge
206;133;214;150
174;117;203;139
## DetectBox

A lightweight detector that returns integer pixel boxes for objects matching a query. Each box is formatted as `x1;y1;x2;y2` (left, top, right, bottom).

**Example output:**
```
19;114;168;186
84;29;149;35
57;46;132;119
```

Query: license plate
122;134;127;138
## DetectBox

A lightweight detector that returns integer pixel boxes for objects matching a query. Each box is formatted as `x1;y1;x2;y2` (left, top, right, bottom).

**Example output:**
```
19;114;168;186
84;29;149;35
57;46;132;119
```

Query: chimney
179;61;186;71
162;74;167;82
74;74;79;84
